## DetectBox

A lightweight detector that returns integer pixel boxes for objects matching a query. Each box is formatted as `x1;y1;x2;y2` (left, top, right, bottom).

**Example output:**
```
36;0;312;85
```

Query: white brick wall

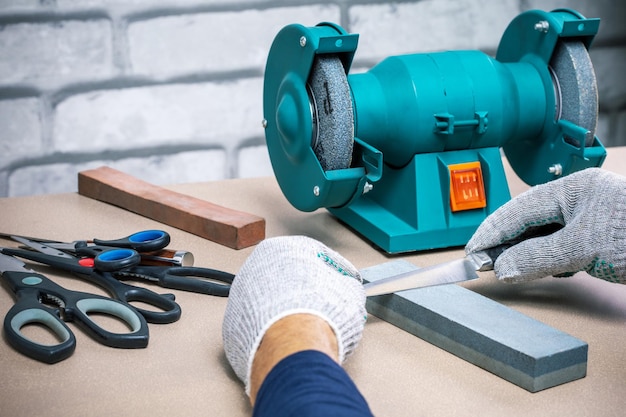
53;79;265;152
0;0;624;197
0;19;114;88
349;0;519;58
0;98;42;167
127;6;340;77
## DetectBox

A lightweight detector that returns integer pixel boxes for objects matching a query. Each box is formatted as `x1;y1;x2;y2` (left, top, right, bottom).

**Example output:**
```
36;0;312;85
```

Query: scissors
0;253;149;364
9;235;141;272
42;229;171;254
1;241;182;324
5;230;171;272
8;237;232;296
4;230;232;297
18;230;170;255
114;265;234;297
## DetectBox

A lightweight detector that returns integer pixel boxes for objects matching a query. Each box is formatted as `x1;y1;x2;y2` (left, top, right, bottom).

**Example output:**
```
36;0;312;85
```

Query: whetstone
78;166;265;250
361;260;588;392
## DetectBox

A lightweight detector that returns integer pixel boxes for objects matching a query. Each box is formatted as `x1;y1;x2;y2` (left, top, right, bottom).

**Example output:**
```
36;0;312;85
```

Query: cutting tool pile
0;230;234;364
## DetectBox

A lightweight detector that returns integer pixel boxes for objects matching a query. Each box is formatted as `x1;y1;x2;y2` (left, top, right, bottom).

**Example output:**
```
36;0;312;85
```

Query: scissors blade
38;242;78;251
0;253;31;273
0;232;59;244
11;237;76;259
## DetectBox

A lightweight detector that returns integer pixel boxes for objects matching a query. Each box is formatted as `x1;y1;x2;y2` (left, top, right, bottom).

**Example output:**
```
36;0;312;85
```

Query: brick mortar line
0;68;264;104
0;143;232;172
111;14;131;75
0;133;266;168
0;9;112;24
38;94;55;153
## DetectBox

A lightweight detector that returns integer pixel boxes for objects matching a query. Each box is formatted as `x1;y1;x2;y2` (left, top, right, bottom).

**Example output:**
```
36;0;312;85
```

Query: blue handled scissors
1;240;182;324
10;235;141;272
0;253;149;364
6;230;171;272
44;229;170;253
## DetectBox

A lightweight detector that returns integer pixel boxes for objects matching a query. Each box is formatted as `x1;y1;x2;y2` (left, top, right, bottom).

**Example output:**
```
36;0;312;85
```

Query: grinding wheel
307;55;354;171
549;40;598;146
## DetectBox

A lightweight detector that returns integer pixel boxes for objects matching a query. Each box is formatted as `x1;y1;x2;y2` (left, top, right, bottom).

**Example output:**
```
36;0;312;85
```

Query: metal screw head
262;119;267;128
534;20;549;33
548;163;563;176
313;185;320;196
299;36;307;47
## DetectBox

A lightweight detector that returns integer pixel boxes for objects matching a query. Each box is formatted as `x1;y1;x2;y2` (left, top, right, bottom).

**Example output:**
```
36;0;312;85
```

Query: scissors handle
116;266;234;296
92;248;141;272
2;270;149;363
73;246;141;272
4;298;76;364
117;283;182;324
93;230;170;253
66;294;149;349
81;270;182;324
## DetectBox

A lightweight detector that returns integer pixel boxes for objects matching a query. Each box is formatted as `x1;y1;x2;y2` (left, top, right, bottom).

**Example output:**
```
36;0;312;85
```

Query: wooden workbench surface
1;149;625;417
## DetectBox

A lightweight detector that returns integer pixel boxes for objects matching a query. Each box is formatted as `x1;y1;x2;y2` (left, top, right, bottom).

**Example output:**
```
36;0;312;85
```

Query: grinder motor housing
263;9;606;253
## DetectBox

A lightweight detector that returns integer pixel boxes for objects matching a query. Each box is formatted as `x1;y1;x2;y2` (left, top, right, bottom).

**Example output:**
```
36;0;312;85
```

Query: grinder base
330;147;510;253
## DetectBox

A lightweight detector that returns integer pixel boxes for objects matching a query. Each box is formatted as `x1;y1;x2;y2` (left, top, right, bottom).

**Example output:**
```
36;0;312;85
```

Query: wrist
249;313;339;405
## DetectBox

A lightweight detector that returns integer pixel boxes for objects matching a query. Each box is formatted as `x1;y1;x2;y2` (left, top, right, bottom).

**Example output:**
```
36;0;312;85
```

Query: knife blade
363;250;496;297
364;223;567;297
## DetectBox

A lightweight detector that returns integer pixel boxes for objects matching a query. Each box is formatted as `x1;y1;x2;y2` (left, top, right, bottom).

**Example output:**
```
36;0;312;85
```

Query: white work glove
222;235;366;394
465;168;626;284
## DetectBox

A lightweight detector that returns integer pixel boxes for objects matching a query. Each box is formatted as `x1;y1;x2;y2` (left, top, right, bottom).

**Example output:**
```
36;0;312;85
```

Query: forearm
222;236;366;399
249;313;339;405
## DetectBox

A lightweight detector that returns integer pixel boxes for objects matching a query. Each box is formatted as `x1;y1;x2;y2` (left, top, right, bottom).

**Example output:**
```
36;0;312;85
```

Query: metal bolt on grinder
263;8;606;253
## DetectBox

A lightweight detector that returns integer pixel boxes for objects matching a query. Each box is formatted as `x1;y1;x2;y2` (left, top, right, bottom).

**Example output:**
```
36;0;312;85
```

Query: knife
364;223;567;296
363;249;500;297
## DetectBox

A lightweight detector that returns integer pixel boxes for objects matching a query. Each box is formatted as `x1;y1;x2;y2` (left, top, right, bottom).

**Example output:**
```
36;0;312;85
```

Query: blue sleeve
253;350;374;417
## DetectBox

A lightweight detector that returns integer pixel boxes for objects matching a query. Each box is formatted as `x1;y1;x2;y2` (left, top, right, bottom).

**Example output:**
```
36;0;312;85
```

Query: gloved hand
222;235;366;395
465;168;626;284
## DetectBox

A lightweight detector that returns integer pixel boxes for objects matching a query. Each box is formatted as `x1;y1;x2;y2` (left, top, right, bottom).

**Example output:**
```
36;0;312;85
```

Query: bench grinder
263;8;606;253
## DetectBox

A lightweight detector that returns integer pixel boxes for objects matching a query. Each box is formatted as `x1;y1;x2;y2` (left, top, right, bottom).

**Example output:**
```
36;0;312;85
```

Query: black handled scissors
115;265;234;297
1;242;182;324
0;253;149;364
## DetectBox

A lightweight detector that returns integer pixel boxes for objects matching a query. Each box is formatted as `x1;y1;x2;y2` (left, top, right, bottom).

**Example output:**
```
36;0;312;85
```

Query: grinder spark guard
263;9;606;253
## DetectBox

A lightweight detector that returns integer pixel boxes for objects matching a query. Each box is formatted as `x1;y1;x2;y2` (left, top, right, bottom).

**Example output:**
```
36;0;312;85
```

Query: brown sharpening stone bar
78;166;265;250
361;260;588;392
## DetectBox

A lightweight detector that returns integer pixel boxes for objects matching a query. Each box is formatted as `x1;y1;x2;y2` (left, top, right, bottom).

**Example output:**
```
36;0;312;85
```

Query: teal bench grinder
262;9;606;253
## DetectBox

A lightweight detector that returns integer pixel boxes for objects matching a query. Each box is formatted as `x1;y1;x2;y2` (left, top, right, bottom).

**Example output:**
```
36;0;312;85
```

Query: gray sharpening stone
361;260;588;392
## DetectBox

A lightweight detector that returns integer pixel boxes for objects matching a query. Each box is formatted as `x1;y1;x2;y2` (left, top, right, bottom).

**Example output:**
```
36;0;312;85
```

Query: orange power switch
449;162;487;212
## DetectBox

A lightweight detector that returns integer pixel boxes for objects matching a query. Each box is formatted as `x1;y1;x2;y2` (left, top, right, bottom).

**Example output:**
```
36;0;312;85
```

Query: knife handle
472;222;564;271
